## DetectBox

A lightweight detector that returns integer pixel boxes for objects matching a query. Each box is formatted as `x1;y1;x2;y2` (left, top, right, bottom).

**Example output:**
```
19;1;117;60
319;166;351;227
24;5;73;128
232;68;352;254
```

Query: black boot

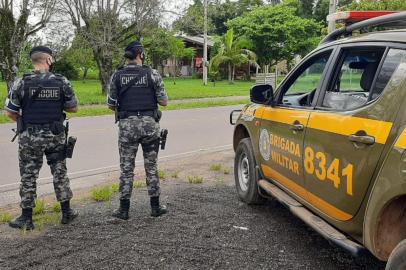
150;196;167;217
9;208;34;230
61;200;79;225
112;199;130;220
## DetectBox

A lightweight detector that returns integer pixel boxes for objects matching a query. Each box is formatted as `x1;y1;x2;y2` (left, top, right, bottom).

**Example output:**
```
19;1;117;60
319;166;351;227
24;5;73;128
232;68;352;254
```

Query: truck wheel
234;138;265;204
386;239;406;270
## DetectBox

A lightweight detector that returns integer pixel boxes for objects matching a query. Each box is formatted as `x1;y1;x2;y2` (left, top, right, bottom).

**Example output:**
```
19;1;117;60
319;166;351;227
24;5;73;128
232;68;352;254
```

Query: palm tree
209;29;257;83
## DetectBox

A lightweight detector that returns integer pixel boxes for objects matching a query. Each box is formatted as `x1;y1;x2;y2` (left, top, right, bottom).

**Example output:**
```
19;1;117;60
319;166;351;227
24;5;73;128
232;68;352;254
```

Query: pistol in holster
64;120;77;159
159;129;168;150
65;136;77;158
154;110;162;123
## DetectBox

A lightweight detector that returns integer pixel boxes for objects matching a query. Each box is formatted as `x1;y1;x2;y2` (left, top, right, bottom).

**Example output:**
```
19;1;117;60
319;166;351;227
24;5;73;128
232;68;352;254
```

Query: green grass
33;200;46;215
188;176;204;184
111;183;120;193
133;180;146;189
0;98;249;124
0;78;253;110
0;212;12;223
223;168;231;175
158;170;167;180
164;78;253;100
209;163;222;171
0;73;366;111
91;186;116;202
32;212;60;230
170;171;179;178
52;203;61;213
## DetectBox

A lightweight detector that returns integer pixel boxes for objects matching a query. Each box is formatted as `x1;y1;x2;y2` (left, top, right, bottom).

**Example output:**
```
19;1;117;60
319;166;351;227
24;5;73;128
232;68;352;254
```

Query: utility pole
328;0;338;33
203;0;208;86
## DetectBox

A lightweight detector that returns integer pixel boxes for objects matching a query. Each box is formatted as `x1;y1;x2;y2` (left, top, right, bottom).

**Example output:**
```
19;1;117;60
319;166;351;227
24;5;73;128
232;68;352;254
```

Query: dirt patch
0;150;385;269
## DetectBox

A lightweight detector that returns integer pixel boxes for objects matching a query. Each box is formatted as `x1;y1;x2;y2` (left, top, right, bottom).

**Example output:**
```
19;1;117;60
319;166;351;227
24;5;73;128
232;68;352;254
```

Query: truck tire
386;239;406;270
234;138;265;204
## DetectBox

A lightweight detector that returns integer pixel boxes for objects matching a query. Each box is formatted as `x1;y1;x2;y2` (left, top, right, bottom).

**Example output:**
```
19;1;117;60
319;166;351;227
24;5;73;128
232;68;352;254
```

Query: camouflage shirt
4;70;78;113
107;64;168;107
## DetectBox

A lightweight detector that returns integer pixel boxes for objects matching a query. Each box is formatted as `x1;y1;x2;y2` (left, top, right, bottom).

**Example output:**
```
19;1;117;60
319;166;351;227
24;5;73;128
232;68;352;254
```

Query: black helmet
124;41;144;60
30;46;53;57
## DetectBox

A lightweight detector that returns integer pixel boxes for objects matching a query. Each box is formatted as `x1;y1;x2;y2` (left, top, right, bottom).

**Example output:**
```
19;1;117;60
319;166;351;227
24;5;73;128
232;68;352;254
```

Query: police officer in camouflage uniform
5;46;79;230
108;41;168;220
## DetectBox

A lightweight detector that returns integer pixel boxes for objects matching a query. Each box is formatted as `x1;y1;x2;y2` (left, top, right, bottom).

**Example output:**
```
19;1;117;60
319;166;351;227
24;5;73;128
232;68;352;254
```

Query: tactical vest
21;73;64;125
116;65;157;112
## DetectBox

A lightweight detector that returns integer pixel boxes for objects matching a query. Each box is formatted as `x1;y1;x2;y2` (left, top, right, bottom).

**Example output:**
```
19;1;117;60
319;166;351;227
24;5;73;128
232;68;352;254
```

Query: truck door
303;46;406;221
259;49;334;202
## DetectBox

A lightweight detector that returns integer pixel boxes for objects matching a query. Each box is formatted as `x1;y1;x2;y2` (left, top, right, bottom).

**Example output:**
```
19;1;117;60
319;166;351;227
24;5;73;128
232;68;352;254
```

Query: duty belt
122;110;155;118
26;123;52;130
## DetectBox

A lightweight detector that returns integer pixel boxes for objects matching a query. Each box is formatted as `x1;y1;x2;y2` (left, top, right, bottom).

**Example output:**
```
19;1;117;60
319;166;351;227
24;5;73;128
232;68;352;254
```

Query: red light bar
327;11;399;23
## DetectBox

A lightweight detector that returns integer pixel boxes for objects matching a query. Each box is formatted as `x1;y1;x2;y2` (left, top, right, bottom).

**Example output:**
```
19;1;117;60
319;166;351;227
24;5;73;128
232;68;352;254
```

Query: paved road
0;105;242;192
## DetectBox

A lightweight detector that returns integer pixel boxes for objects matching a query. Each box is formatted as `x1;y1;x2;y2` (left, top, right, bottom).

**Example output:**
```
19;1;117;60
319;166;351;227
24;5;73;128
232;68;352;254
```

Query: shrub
133;180;146;189
111;183;120;193
188;176;204;184
0;212;12;223
33;200;46;215
52;203;61;213
91;186;114;202
53;59;79;80
159;170;167;180
210;164;222;171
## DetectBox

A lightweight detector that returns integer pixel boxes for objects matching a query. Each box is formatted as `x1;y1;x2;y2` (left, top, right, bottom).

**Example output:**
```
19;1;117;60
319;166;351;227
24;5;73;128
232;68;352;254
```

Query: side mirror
250;84;274;105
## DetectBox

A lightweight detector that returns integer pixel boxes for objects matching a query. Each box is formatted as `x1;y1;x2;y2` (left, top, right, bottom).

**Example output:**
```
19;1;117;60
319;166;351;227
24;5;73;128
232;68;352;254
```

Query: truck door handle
348;134;375;145
290;122;304;131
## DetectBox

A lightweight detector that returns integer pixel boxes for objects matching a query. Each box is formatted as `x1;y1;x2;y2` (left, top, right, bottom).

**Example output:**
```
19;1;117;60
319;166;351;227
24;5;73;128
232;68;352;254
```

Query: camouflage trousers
18;128;73;209
118;116;161;200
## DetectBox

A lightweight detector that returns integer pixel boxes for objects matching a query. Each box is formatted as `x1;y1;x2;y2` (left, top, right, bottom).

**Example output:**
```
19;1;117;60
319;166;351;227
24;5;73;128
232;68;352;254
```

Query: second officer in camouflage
108;41;168;220
5;46;79;230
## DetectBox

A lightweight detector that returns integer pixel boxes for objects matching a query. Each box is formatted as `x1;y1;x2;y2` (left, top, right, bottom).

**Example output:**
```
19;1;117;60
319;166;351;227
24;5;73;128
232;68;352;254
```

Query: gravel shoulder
0;150;385;270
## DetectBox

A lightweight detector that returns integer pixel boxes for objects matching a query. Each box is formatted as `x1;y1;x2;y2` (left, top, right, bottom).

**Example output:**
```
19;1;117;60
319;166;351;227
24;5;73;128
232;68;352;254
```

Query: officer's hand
5;111;19;122
65;106;78;113
158;100;168;106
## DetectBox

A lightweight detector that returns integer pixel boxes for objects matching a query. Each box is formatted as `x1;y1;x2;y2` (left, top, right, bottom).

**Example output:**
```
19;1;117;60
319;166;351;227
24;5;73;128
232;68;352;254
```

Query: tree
61;0;162;93
312;0;354;25
167;37;195;84
281;0;353;26
64;34;96;80
52;58;79;80
227;5;322;69
0;0;56;91
173;0;214;35
346;0;406;11
143;29;173;70
209;29;257;83
209;0;264;35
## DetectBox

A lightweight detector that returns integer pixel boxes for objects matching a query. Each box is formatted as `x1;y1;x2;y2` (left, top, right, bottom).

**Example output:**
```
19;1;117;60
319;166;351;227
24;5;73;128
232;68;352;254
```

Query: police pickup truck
231;12;406;269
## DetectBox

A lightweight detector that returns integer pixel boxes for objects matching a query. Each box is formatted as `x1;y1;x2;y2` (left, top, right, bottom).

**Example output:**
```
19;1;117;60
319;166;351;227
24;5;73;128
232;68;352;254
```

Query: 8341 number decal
304;147;354;196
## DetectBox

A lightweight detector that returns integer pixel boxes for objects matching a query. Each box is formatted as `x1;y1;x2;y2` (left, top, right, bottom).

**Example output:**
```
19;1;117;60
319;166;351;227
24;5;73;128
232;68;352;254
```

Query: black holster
65;136;77;158
16;117;24;133
154;110;162;123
